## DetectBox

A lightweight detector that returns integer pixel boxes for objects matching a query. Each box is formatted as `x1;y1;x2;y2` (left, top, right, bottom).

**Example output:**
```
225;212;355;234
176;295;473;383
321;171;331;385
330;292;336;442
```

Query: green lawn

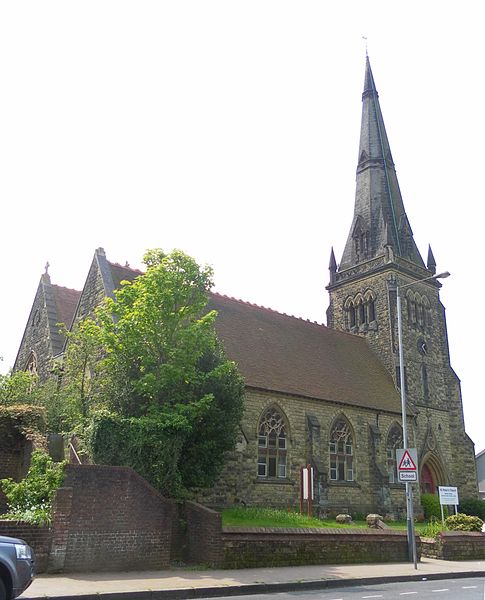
221;506;436;534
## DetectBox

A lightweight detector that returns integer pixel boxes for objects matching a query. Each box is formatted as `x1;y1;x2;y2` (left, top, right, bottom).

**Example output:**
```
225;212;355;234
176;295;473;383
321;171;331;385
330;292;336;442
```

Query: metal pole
396;287;417;569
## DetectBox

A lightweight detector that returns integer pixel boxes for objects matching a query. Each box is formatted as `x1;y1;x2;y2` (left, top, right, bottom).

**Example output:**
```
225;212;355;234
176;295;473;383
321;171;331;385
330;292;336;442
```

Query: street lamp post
395;271;450;569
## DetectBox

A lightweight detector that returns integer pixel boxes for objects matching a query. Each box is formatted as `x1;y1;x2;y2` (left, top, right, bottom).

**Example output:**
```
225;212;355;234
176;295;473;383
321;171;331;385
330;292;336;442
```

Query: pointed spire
338;57;425;271
329;247;337;284
427;245;437;274
363;55;378;99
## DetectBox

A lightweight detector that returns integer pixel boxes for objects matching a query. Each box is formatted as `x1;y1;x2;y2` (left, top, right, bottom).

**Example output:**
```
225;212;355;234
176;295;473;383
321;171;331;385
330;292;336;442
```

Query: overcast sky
1;2;484;454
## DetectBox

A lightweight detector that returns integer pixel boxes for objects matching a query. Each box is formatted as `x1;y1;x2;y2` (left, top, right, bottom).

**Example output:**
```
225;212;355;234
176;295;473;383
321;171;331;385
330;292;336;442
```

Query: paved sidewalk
21;558;485;599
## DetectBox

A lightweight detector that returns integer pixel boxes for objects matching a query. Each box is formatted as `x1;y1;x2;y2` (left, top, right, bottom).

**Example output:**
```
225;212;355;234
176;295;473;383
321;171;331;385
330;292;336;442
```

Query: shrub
421;493;445;520
421;516;447;538
445;513;484;532
459;497;485;520
0;450;65;525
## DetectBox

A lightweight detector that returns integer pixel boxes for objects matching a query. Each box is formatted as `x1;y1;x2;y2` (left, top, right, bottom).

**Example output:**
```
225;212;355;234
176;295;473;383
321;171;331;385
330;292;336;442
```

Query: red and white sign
396;448;419;483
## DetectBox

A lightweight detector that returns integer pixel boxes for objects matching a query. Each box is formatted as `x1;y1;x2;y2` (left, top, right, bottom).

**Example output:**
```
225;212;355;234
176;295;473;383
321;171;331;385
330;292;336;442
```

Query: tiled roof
108;262;142;290
208;293;401;414
70;256;401;413
52;285;81;330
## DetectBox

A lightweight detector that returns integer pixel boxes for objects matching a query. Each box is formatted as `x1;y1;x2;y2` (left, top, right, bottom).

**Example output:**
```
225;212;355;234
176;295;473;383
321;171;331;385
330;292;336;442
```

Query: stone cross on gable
45;261;50;275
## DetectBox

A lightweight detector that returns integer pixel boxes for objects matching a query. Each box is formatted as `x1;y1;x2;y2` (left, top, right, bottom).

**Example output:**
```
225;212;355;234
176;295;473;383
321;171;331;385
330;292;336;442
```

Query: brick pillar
48;487;73;573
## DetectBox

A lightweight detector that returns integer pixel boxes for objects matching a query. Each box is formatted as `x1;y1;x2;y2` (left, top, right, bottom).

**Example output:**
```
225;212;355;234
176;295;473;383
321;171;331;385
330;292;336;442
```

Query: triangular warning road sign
398;450;417;471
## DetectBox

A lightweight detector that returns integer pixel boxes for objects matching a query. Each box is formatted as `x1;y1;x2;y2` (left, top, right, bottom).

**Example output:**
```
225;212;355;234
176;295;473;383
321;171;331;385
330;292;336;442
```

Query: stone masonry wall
49;464;176;572
222;527;420;568
421;532;485;560
327;258;478;502
197;388;407;516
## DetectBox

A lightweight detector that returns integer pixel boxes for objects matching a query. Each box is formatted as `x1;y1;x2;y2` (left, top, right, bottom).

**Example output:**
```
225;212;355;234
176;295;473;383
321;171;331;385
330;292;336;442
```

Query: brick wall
49;464;176;572
221;527;420;568
0;521;52;572
421;531;485;560
185;501;223;567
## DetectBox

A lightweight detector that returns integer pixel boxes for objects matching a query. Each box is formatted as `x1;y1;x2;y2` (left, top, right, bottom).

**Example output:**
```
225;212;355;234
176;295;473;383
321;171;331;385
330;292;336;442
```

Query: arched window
368;298;376;322
26;352;38;377
422;364;429;403
329;418;354;481
257;407;288;479
358;301;365;325
386;425;403;483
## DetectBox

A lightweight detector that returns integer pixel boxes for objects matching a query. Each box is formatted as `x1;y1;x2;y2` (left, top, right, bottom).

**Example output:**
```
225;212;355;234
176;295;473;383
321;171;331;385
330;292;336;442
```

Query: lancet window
406;290;431;330
257;406;288;479
329;417;354;481
344;291;377;331
386;424;403;484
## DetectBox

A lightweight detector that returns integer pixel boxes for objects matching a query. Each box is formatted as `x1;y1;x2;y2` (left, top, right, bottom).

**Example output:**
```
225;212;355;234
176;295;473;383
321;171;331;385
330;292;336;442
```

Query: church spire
338;57;425;271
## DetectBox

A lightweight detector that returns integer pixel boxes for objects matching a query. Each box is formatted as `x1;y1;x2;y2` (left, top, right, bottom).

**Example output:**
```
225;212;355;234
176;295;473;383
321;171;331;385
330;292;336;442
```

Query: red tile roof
209;293;401;413
52;285;81;330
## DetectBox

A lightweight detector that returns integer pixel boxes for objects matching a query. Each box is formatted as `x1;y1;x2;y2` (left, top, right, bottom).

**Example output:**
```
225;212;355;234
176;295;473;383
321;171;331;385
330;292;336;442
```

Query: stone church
14;58;477;516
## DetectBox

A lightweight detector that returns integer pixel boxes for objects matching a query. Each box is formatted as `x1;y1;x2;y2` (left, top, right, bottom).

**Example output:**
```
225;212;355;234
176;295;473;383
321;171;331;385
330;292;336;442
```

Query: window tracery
257;407;288;479
405;290;431;331
344;291;377;331
386;424;403;483
329;418;354;481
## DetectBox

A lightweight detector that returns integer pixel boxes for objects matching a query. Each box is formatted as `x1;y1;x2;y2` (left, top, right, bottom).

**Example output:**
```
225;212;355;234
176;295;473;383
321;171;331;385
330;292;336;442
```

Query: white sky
1;2;484;454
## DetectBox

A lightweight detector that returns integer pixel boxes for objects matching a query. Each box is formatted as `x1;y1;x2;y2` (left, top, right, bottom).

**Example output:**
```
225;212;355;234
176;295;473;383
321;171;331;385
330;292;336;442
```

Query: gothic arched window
422;364;429;403
386;424;403;483
257;407;288;479
329;418;354;481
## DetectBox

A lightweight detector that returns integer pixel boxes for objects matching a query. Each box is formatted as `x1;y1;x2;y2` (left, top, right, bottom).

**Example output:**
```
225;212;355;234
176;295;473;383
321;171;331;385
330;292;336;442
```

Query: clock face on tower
417;337;428;355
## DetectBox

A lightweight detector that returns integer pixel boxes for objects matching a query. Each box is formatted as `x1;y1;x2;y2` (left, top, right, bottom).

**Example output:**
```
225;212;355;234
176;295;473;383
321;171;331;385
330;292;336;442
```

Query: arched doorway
421;463;435;494
420;454;446;494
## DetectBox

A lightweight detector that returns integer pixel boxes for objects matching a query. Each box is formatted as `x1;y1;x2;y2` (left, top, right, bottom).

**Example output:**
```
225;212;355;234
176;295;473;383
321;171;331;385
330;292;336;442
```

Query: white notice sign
439;486;459;506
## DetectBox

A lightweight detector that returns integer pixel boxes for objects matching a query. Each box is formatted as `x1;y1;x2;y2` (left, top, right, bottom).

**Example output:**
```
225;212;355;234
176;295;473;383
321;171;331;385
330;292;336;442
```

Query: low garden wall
0;521;52;572
421;531;485;560
221;527;420;568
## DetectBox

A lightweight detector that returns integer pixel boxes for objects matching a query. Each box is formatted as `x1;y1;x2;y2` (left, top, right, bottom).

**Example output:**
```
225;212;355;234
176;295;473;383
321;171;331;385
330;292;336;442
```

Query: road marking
462;586;477;589
399;593;418;596
362;596;383;599
432;589;449;593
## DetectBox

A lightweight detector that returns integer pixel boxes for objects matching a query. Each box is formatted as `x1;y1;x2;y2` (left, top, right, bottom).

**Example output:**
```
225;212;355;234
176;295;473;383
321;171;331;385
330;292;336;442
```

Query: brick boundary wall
185;501;223;567
48;464;176;573
221;527;421;568
0;521;52;572
421;531;485;560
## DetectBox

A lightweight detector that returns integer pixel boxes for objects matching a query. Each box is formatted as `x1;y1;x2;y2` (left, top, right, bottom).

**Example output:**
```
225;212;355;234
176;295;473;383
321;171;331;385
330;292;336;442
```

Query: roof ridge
51;283;81;294
108;260;143;275
210;291;326;328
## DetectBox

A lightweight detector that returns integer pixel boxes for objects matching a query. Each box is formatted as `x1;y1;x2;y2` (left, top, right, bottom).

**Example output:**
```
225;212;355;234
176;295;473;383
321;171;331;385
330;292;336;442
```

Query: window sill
328;480;361;488
254;477;295;485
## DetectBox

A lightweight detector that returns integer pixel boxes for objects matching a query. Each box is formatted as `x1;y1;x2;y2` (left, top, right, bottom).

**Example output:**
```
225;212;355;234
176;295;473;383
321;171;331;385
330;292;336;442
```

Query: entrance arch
420;453;446;494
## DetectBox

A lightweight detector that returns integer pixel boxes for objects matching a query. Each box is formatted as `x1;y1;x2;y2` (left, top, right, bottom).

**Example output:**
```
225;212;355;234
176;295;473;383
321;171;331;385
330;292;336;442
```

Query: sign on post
396;448;419;483
438;486;459;523
438;486;459;506
300;465;314;517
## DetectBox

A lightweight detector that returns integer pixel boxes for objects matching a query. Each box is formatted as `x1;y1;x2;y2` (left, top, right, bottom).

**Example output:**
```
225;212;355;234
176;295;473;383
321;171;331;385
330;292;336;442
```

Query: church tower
327;57;477;498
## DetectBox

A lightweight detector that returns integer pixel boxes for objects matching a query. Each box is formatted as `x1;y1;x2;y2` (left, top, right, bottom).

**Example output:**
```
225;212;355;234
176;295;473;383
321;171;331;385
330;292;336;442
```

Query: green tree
87;249;245;497
1;449;65;525
0;370;38;406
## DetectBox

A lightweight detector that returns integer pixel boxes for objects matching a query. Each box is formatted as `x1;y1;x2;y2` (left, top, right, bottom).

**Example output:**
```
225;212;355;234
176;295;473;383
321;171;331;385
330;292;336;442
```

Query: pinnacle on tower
427;245;437;274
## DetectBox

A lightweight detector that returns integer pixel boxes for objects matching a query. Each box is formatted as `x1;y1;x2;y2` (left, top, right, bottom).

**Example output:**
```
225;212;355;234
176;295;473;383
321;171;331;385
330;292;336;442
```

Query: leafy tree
1;450;65;525
86;249;245;497
0;370;38;406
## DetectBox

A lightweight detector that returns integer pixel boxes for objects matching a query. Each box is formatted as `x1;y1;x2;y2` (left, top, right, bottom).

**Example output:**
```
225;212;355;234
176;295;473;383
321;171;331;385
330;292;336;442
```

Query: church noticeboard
439;486;459;506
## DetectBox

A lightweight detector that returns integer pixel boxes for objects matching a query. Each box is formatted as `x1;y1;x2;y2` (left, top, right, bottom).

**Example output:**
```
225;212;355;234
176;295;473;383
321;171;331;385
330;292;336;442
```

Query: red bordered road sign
396;448;419;483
